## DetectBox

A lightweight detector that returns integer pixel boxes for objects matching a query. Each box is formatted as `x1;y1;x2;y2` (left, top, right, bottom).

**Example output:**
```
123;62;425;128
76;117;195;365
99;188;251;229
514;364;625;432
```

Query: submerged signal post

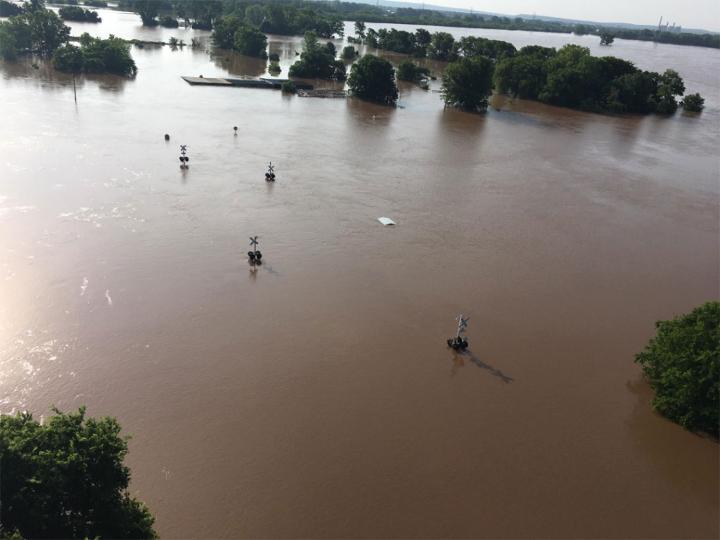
447;314;469;350
265;162;276;182
179;145;189;169
248;235;263;265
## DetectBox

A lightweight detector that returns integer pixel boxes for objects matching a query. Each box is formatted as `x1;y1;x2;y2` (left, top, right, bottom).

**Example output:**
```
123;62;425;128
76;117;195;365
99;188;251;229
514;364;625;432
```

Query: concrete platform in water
181;76;313;90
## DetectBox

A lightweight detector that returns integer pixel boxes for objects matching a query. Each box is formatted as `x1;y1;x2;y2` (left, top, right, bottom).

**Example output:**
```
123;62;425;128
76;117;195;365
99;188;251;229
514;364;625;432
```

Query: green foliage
367;27;423;56
341;45;357;60
681;92;705;112
414;28;431;48
354;20;365;39
427;31;456;61
0;8;69;59
0;407;157;538
53;33;137;76
59;6;101;22
396;60;429;83
280;79;296;93
635;302;720;437
244;4;265;27
655;68;685;114
288;31;345;80
233;23;267;58
135;0;159;26
268;52;279;61
494;46;554;99
254;3;342;38
457;36;516;60
0;0;22;17
494;43;687;115
268;59;280;73
600;31;615;45
159;15;179;28
441;56;494;111
212;14;242;49
347;53;397;105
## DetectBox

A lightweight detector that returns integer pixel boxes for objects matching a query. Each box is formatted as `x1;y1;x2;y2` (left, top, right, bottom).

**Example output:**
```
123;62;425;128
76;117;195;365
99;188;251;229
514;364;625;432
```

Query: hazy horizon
386;0;720;33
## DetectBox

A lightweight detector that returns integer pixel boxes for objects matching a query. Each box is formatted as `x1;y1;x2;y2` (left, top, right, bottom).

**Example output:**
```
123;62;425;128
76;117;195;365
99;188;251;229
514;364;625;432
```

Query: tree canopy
681;93;705;112
441;56;494;111
212;15;267;58
289;31;346;80
0;8;69;59
396;60;429;83
347;53;398;105
493;44;697;115
600;31;615;46
59;6;101;23
233;23;268;58
635;302;719;438
0;407;157;538
54;33;137;76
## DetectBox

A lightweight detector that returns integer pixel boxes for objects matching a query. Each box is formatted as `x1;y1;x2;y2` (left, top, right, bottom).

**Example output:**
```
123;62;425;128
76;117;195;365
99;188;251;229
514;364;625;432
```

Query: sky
420;0;720;32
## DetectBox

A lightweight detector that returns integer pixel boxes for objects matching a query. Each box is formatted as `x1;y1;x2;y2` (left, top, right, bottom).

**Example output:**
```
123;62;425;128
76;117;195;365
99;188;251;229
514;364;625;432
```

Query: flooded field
1;10;718;538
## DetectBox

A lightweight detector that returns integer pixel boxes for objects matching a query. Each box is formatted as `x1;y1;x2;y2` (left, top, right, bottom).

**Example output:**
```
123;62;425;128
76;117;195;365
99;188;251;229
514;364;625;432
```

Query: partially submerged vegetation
213;15;267;58
494;44;690;114
54;32;137;76
635;302;719;438
359;26;702;115
288;31;345;80
347;54;397;105
121;0;718;49
59;5;102;23
0;1;137;77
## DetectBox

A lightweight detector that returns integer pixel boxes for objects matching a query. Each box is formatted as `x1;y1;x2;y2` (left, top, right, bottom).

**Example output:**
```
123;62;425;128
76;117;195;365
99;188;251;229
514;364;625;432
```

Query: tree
396;60;429;82
427;31;456;61
600;31;615;45
341;44;357;60
347;54;397;105
441;56;494;111
0;407;157;538
354;20;365;40
0;0;23;17
635;302;719;437
135;0;159;26
494;53;548;99
233;24;267;58
53;33;137;76
655;68;685;114
289;30;345;80
414;28;431;48
16;8;70;57
59;6;101;23
681;92;705;112
244;4;265;27
212;14;242;49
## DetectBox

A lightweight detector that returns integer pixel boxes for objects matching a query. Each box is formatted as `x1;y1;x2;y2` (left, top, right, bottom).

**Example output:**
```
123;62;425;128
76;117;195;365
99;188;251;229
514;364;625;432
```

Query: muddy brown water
1;11;718;539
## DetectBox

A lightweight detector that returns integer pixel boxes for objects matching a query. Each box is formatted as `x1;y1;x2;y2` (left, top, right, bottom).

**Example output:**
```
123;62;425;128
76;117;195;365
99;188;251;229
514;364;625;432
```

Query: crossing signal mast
447;315;470;350
248;236;263;265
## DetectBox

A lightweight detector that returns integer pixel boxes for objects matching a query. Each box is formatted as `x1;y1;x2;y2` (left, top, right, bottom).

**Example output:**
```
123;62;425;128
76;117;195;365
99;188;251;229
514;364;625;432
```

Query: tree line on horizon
116;0;720;49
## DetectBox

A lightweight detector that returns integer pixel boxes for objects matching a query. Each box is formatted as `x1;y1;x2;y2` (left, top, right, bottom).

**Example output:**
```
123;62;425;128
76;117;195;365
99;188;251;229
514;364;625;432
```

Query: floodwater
1;9;718;539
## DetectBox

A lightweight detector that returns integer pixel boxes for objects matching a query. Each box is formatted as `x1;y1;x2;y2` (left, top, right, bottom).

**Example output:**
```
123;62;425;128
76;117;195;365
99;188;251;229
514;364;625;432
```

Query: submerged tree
635;302;719;437
54;33;137;76
681;92;705;112
347;53;397;105
396;60;429;83
600;31;615;45
441;56;494;111
0;407;157;538
289;30;345;80
233;24;268;58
